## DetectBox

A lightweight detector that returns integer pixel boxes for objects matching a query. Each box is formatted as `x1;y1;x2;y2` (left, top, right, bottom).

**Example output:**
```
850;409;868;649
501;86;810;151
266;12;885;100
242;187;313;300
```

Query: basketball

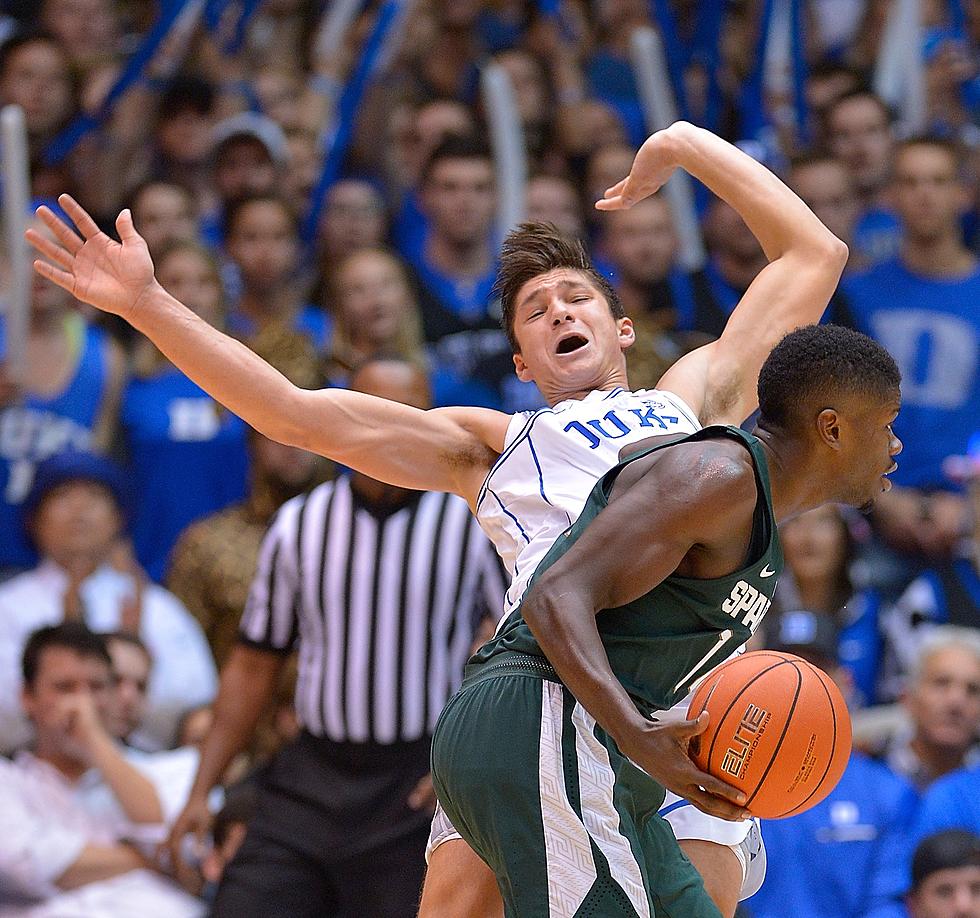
687;651;851;820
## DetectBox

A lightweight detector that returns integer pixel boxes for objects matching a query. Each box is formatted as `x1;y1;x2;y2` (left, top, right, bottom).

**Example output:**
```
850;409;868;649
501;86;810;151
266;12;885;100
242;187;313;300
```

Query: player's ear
618;316;635;351
513;351;533;382
816;408;843;450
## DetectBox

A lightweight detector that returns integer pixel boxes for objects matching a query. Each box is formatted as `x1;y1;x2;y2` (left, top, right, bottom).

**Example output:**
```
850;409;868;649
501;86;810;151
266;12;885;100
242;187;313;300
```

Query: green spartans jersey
470;425;783;714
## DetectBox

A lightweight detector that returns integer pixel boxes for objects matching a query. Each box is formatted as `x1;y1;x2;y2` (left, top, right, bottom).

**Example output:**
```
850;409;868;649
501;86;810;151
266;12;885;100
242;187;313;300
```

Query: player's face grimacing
510;268;634;400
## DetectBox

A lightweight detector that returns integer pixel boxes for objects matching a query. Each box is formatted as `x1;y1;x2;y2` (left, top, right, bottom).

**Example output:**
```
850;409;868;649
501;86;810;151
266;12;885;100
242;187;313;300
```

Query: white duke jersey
476;386;702;615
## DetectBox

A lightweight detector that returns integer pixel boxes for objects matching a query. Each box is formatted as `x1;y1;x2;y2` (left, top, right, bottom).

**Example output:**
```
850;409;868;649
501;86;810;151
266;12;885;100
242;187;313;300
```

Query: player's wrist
659;121;694;163
130;278;166;324
610;712;659;760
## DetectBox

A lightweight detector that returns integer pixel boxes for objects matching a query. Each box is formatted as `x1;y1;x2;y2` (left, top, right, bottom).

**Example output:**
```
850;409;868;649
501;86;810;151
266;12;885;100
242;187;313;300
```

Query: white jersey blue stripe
476;387;702;619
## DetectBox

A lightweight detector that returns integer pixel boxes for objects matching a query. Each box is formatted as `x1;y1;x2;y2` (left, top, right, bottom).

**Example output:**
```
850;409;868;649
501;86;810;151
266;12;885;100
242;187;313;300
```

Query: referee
167;358;505;917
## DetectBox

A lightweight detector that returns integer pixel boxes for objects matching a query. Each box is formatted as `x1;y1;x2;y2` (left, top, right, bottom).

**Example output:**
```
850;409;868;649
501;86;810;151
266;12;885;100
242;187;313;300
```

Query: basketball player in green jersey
431;324;903;917
29;121;850;914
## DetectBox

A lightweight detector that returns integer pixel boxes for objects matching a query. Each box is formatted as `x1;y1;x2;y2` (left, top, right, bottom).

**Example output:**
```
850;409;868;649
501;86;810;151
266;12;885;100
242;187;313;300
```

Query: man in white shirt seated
0;451;218;754
0;622;202;917
103;631;204;814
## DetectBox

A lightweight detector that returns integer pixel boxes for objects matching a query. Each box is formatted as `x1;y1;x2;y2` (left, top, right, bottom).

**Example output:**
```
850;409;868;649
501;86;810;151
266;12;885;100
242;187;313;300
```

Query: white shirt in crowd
0;561;218;753
0;748;203;917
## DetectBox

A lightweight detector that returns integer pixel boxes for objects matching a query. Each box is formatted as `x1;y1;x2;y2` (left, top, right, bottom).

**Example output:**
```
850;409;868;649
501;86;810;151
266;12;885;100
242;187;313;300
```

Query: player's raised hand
594;125;682;211
26;194;158;322
624;710;752;822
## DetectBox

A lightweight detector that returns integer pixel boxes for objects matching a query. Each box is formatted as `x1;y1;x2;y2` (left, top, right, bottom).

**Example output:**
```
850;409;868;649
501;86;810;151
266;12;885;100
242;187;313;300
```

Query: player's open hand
624;710;751;822
26;194;158;322
594;127;681;211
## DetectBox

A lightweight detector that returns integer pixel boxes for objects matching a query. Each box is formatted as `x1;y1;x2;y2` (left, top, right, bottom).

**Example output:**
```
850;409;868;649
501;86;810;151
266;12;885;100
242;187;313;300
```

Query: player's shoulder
690;440;757;513
664;434;756;494
618;433;757;517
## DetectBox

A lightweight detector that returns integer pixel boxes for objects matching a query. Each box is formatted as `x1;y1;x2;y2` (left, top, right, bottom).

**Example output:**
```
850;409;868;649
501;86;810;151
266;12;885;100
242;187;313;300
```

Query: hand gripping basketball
619;710;753;822
687;651;852;819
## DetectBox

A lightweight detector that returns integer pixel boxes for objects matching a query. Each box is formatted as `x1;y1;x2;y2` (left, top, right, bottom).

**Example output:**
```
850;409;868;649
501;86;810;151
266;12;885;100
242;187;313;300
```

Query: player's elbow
806;230;849;273
523;571;597;646
823;234;849;270
522;576;570;641
268;387;321;451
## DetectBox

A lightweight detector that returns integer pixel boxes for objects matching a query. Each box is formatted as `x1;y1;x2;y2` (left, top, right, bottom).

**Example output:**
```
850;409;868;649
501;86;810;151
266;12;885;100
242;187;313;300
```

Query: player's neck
751;427;826;523
901;233;976;278
541;370;631;407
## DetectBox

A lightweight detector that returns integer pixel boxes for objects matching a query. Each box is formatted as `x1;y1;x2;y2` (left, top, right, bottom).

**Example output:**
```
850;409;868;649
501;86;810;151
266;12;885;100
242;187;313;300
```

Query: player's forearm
665;122;845;262
86;732;164;824
128;282;313;449
187;647;280;801
523;583;649;749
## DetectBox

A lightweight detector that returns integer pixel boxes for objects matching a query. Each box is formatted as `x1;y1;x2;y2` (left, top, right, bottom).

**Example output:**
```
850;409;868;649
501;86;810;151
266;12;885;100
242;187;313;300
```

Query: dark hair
22;622;111;688
105;630;152;665
497;222;624;353
758;325;901;431
420;134;493;187
157;74;215;122
911;830;980;890
808;61;867;85
222;192;298;241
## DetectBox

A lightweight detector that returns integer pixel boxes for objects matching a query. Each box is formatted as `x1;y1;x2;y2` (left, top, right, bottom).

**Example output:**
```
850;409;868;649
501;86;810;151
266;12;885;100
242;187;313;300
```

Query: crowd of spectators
0;1;978;916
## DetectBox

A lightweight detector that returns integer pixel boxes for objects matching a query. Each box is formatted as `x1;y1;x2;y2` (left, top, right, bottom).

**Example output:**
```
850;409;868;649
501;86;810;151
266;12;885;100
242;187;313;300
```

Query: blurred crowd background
0;1;978;916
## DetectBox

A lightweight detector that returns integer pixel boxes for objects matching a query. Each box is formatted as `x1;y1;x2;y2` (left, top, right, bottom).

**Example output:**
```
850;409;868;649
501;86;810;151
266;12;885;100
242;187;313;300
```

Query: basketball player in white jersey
29;121;848;917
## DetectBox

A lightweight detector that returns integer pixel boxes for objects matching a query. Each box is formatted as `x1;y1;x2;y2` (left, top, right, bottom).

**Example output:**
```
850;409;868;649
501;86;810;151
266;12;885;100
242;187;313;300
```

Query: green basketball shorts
430;654;722;918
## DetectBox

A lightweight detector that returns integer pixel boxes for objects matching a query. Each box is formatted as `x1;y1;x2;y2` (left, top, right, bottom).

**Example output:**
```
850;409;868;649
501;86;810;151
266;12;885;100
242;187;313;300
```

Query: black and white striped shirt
239;476;506;744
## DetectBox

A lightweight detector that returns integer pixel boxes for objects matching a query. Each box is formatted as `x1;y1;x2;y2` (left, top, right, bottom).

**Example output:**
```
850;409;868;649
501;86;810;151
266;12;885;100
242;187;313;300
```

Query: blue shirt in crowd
912;763;980;843
121;368;249;582
746;754;918;918
0;322;113;570
838;588;885;708
586;50;647;147
852;209;902;268
409;256;499;327
841;257;980;488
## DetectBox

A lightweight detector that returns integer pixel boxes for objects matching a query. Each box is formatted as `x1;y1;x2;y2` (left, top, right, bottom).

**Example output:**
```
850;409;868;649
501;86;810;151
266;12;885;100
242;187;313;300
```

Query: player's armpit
658;243;847;427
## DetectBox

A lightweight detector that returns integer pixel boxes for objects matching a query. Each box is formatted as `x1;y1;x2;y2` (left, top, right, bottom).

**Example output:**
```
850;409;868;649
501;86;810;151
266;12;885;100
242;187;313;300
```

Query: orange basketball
686;651;851;819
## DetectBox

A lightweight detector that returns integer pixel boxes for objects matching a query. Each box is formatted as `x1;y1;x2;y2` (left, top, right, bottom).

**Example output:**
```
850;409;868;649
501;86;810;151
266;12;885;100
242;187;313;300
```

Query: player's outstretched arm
521;442;757;820
599;122;848;426
27;196;507;500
